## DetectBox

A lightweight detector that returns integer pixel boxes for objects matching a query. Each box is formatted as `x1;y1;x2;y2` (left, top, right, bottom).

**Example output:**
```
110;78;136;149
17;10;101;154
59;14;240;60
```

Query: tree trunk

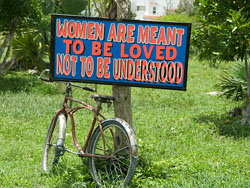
112;0;134;129
112;86;133;127
0;34;11;59
2;33;14;66
0;55;18;77
88;0;91;16
109;0;134;129
115;0;132;19
242;50;250;125
0;16;19;77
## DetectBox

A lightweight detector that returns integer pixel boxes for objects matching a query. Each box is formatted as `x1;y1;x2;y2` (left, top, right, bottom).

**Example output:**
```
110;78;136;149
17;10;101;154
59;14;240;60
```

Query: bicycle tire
42;113;66;173
88;118;137;187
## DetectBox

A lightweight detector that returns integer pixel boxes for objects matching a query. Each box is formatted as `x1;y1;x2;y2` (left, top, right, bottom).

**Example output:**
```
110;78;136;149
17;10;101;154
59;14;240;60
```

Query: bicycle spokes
88;119;137;187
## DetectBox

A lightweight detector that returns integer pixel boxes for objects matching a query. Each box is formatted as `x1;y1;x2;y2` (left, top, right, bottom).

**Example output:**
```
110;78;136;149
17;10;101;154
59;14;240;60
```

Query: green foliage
0;0;89;77
41;0;56;15
193;0;250;62
60;0;88;15
0;0;42;31
12;27;48;70
175;0;194;16
42;0;88;15
221;8;250;61
161;12;194;23
0;71;63;94
36;16;51;47
218;61;247;101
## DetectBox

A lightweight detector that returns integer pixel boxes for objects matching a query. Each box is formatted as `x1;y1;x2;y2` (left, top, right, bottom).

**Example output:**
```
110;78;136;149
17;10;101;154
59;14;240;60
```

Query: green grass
0;58;250;187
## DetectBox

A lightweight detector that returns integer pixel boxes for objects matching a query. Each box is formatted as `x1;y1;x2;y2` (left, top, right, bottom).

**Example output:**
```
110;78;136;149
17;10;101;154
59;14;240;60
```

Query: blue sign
50;14;191;90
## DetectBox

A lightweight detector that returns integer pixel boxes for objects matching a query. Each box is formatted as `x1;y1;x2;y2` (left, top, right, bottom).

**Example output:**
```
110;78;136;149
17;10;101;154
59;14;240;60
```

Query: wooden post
112;86;133;127
109;0;134;129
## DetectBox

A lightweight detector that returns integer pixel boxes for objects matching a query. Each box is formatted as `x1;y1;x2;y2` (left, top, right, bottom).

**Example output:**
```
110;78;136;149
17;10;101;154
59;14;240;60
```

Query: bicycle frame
51;94;108;159
41;70;137;187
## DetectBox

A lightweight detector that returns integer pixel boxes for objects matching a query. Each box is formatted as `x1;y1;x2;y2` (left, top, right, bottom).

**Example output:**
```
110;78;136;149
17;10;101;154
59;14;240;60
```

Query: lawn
0;58;250;187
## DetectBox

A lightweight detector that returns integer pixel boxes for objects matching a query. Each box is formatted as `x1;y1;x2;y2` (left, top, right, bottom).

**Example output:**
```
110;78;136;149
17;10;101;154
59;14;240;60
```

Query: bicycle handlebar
69;83;96;92
39;69;96;92
39;77;52;82
39;69;52;82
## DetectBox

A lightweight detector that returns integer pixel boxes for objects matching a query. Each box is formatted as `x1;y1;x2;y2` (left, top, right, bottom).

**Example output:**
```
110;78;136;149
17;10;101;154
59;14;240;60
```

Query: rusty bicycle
40;70;137;187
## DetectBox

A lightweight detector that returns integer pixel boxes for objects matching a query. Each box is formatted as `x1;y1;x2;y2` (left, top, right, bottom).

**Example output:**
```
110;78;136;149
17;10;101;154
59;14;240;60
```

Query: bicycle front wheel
88;118;137;187
42;113;66;173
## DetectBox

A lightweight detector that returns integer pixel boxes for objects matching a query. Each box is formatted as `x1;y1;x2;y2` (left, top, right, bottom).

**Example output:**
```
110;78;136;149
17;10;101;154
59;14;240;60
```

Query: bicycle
40;70;137;187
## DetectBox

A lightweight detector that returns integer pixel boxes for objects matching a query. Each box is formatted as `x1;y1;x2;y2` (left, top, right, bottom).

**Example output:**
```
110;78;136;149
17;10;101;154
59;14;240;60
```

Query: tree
0;0;88;76
42;0;87;15
193;0;250;124
164;0;173;14
0;0;42;77
177;0;194;15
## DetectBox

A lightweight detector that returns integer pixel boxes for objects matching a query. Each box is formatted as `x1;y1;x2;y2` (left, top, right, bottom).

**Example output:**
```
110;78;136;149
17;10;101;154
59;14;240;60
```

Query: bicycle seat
91;94;115;103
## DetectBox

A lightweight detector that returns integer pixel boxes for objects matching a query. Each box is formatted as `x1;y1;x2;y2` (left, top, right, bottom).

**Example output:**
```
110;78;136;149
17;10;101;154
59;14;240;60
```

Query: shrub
218;61;247;101
12;27;49;70
160;12;194;23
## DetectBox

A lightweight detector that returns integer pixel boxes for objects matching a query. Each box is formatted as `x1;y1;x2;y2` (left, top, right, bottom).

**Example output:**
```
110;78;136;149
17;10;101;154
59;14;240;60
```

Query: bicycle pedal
55;145;66;157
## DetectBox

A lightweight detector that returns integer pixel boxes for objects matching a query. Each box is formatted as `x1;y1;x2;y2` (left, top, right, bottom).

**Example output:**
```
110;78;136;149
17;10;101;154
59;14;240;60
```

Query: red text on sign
56;54;77;77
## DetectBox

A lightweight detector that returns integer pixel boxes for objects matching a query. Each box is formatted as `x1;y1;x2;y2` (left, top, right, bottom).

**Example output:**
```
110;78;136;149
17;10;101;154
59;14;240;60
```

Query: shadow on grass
40;156;91;187
0;72;38;93
42;158;94;188
0;71;62;95
196;113;250;139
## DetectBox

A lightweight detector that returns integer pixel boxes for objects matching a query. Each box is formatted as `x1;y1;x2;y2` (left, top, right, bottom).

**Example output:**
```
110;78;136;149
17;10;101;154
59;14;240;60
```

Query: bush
160;12;194;23
218;61;247;101
12;27;49;71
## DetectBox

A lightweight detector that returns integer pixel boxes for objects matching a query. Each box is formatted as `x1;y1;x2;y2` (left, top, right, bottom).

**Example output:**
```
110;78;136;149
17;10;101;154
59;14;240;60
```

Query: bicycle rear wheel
88;118;137;187
42;113;66;173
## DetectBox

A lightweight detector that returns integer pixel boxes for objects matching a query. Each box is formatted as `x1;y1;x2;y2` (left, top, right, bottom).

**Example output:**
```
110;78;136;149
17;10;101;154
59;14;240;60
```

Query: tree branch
88;0;91;16
0;16;19;60
245;48;250;104
2;35;14;66
104;0;106;16
92;0;103;17
100;0;105;17
108;0;117;19
0;54;18;78
114;0;132;19
0;34;11;59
